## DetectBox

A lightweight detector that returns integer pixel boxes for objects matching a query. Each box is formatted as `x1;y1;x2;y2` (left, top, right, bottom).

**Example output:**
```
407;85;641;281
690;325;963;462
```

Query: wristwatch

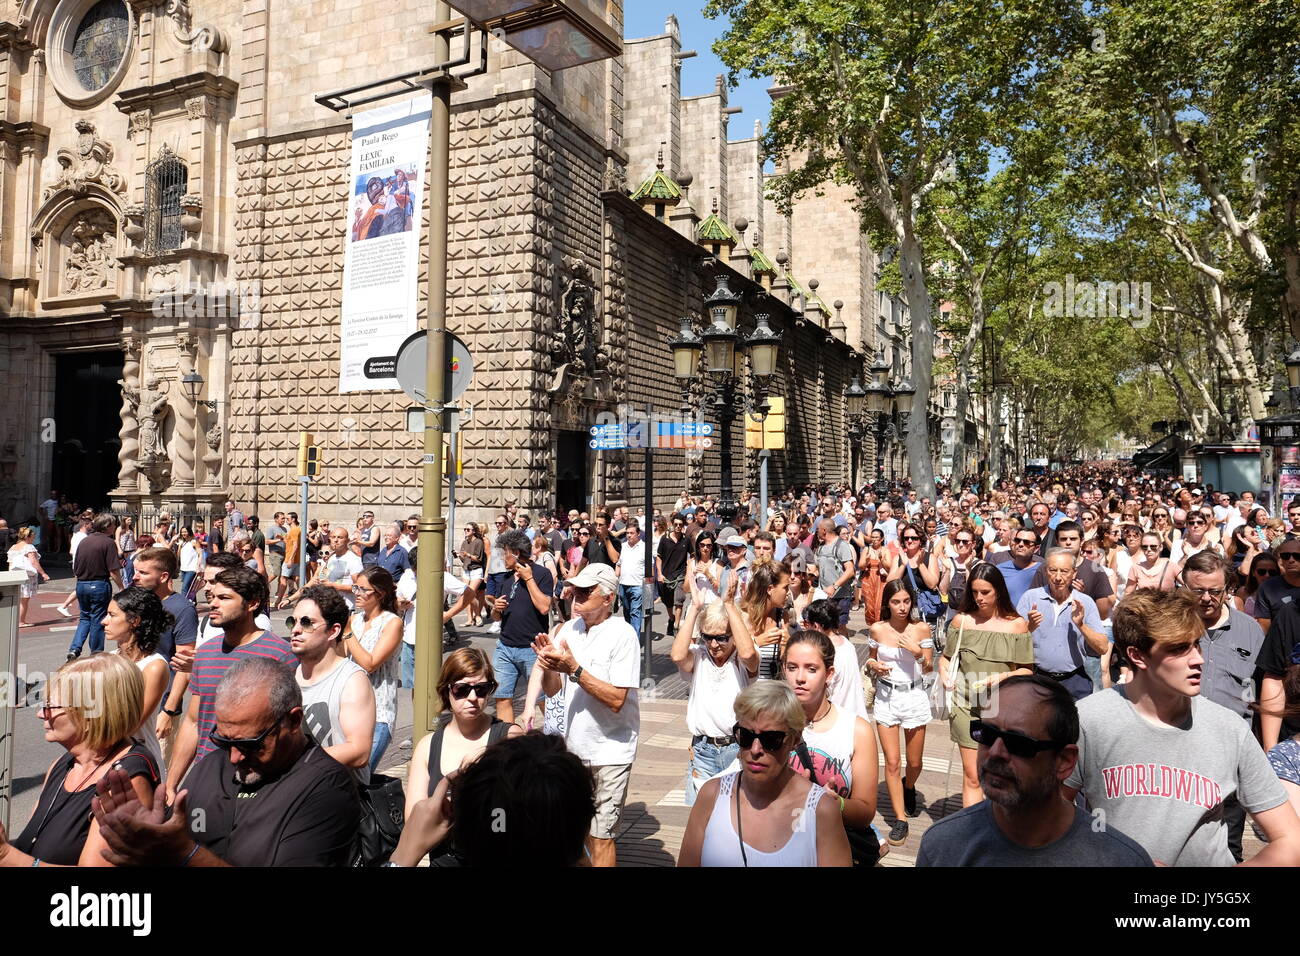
163;706;183;717
571;665;584;684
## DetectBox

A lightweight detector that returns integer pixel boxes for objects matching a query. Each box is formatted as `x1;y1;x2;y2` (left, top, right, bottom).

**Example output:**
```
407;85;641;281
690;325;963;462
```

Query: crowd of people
4;464;1300;868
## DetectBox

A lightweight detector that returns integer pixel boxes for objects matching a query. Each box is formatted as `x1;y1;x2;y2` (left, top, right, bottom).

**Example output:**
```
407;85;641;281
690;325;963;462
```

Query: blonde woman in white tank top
678;681;850;867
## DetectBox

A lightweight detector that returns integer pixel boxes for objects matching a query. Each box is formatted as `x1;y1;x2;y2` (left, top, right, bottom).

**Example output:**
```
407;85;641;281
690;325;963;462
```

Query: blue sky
622;6;773;138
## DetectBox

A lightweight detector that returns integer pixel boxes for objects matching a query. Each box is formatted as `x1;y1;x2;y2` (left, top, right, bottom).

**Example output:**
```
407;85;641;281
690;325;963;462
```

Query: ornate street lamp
672;270;783;521
449;1;621;71
845;375;867;490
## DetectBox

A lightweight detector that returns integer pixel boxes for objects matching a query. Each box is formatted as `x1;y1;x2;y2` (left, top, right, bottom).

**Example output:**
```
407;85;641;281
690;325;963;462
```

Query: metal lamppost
845;375;867;491
670;272;781;523
317;0;620;739
863;345;893;484
181;370;219;503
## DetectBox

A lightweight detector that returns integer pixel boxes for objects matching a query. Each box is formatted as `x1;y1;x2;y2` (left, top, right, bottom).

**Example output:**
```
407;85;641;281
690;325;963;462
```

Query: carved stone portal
61;210;117;295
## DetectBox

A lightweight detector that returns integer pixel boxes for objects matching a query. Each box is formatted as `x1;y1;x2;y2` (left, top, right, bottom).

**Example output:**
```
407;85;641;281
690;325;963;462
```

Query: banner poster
1279;446;1300;499
339;93;431;393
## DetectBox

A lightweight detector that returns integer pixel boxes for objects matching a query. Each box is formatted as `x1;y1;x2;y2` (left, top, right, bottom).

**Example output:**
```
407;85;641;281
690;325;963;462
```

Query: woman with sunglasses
406;648;521;859
237;535;266;581
672;583;759;805
782;629;879;861
1168;508;1222;572
105;585;173;778
1127;532;1176;592
940;563;1034;807
1079;508;1100;541
0;654;159;866
679;680;851;866
866;580;933;844
1235;553;1280;616
887;522;944;647
456;523;487;626
685;530;722;610
1149;508;1174;554
343;566;404;773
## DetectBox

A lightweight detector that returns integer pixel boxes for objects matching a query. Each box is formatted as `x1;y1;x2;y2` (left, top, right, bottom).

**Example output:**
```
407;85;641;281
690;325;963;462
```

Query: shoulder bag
929;616;964;722
352;772;406;867
795;739;880;867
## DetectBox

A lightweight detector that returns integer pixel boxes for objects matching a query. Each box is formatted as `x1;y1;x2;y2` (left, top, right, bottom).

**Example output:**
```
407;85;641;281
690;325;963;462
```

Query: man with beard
92;656;360;867
917;676;1152;866
166;566;296;799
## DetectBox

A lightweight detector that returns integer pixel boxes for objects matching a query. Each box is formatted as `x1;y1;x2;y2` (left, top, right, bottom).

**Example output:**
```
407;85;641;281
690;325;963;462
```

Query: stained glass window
71;0;129;93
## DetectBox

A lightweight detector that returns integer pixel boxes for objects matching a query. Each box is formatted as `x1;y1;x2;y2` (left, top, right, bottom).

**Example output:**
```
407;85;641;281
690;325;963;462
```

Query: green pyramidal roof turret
697;212;737;244
750;247;777;274
630;169;683;204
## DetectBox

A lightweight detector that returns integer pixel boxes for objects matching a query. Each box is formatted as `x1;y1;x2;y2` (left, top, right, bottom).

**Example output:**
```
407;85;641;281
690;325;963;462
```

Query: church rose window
71;0;129;93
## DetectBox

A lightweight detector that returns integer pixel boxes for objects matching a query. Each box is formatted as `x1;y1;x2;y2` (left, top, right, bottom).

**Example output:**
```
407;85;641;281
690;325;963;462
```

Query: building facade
0;2;964;533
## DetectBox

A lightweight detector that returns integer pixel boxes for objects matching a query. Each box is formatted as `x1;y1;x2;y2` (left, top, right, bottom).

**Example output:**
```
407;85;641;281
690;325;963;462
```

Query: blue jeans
400;642;415;689
180;571;197;601
368;720;394;774
493;642;537;700
619;584;644;642
685;736;740;807
69;580;111;655
485;571;513;599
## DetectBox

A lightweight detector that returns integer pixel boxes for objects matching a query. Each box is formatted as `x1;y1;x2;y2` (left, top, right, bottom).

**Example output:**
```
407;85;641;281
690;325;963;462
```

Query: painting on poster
340;93;431;393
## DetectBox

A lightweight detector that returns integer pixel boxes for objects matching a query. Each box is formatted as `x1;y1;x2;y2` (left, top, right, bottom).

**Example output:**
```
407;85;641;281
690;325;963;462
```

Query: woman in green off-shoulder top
938;562;1033;807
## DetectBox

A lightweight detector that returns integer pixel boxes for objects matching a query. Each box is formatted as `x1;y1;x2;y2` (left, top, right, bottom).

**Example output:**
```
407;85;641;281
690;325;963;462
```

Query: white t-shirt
324;550;364;609
557;614;640;766
617;540;646;587
684;644;751;738
829;635;870;719
397;568;417;645
42;498;58;520
179;542;203;572
70;530;88;562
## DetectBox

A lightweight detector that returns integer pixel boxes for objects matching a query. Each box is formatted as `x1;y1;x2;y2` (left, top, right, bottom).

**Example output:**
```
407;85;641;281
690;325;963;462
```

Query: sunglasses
1279;553;1300;563
209;719;284;756
37;704;66;720
700;631;732;644
578;531;590;537
955;538;974;545
970;720;1060;758
733;723;788;753
285;615;324;631
1014;537;1036;545
1256;567;1280;577
902;535;921;542
450;680;498;701
571;585;595;600
1140;544;1161;551
352;585;375;594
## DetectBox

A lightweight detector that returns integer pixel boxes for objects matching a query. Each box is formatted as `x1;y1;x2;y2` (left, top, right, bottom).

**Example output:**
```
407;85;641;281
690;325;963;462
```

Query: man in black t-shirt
584;512;619;568
91;656;359;867
656;515;690;636
1260;600;1300;751
490;529;554;724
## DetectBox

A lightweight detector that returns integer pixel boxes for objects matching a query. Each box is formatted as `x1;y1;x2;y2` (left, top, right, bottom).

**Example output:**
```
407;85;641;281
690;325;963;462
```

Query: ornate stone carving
185;96;207;120
179;194;203;235
173;334;198;488
147;263;180;294
61;210;117;294
127;375;172;472
123;202;147;245
42;121;125;202
165;0;229;53
204;423;222;452
126;111;152;142
116;335;143;491
202;420;223;488
548;258;598;375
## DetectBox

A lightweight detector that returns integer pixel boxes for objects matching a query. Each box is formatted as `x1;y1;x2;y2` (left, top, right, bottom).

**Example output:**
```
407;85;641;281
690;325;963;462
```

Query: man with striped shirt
167;565;295;800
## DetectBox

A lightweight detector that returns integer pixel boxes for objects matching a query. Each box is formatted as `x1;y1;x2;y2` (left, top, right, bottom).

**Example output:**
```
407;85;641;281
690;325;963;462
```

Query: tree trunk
899;229;936;498
948;281;985;489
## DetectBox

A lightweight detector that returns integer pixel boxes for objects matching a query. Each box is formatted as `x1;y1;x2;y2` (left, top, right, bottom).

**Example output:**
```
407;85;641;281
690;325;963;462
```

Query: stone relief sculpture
548;259;599;376
122;376;173;492
42;121;125;202
61;211;117;294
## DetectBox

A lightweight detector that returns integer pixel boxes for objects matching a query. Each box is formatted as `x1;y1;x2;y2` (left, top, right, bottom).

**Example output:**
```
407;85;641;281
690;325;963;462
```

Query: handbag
351;772;406;867
795;740;881;867
905;561;942;618
860;662;877;710
929;617;964;722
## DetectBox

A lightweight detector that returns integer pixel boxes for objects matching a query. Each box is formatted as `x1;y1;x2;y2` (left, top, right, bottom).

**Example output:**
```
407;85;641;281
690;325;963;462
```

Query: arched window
145;151;187;253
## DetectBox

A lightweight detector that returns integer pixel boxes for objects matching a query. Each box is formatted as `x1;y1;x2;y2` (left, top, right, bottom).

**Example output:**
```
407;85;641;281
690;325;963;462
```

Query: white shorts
872;681;931;729
467;568;484;582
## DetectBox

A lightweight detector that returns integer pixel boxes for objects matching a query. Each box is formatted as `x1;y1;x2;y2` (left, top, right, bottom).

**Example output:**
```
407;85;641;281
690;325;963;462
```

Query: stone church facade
0;2;922;531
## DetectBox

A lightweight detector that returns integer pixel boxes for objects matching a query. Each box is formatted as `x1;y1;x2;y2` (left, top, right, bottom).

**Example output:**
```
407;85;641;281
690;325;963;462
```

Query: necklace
809;699;831;725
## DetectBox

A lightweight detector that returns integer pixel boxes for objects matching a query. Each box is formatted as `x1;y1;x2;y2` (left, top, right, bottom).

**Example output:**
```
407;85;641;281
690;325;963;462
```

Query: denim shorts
400;642;415;689
493;642;537;699
685;737;740;807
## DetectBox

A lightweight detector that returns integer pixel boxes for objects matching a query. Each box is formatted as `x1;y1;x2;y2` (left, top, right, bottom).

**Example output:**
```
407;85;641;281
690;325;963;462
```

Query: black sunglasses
700;631;732;644
1014;537;1037;545
1279;553;1300;562
733;723;788;753
1256;567;1280;577
285;615;324;631
901;535;921;542
209;718;285;756
450;680;498;701
970;720;1060;758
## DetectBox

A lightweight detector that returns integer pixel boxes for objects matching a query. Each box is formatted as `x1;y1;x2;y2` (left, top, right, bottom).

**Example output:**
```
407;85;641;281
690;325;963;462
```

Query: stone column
115;334;143;492
171;332;198;489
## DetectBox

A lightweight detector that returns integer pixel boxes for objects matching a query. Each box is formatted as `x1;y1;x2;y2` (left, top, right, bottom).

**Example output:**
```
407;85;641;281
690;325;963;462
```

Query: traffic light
297;432;322;478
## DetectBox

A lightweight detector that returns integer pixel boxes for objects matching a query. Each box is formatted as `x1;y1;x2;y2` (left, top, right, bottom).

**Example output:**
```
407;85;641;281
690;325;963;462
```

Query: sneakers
487;621;501;634
399;738;412;750
904;784;918;817
57;606;72;618
887;819;910;845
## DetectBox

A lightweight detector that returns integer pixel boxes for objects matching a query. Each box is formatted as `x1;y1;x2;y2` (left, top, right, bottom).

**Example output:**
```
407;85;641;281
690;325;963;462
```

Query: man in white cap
718;533;751;599
533;563;639;868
